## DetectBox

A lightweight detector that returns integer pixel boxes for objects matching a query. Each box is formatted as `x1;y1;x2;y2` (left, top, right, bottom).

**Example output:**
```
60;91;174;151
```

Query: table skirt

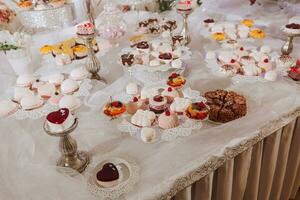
171;114;300;200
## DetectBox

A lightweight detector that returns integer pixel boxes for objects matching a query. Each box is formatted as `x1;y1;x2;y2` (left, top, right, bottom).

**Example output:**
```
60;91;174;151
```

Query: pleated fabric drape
173;117;300;200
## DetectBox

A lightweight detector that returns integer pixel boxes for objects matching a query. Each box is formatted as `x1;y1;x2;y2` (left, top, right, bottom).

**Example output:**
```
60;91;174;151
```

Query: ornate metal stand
177;9;192;45
43;118;90;174
280;32;300;67
78;33;106;83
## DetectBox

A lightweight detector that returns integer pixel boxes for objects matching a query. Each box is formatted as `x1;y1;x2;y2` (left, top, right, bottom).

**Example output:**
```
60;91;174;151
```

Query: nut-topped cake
204;89;247;123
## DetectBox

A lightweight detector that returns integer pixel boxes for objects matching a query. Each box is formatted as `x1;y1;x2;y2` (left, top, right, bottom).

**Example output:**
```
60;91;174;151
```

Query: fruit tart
103;100;126;118
185;102;209;120
167;73;186;89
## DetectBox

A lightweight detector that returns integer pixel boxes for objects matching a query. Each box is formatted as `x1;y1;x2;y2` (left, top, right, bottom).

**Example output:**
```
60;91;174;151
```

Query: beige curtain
173;117;300;200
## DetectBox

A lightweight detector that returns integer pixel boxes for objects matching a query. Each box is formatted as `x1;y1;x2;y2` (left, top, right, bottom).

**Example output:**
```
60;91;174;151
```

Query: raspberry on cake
185;102;209;120
103;100;126;118
167;73;186;89
76;22;95;36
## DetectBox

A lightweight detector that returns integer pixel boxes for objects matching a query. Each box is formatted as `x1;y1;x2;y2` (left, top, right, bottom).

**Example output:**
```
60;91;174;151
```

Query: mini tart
103;101;126;118
96;163;121;188
241;19;254;28
73;45;88;59
40;45;53;55
46;108;75;133
18;1;33;9
159;53;173;64
149;95;167;114
283;23;300;35
185;102;209;120
249;29;266;39
212;32;225;41
167;73;186;89
0;100;18;118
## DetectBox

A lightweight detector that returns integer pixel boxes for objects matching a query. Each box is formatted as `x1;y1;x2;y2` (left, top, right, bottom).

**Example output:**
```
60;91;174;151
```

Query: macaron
70;67;89;81
47;73;65;86
20;95;44;110
60;79;79;95
59;95;81;111
37;83;56;100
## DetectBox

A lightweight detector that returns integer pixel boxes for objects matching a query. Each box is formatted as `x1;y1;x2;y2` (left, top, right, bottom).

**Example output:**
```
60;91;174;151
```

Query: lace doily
118;117;203;142
13;102;58;120
87;156;140;200
74;79;93;97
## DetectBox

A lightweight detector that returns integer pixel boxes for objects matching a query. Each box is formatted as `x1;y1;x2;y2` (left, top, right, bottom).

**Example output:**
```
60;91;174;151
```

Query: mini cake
77;22;95;36
96;163;121;188
185;102;209;120
47;73;65;86
0;100;18;118
167;73;186;89
37;83;56;100
159;53;173;64
126;83;138;95
135;41;150;53
149;95;168;114
18;1;33;10
73;45;88;59
59;95;81;111
49;91;63;105
288;60;300;81
103;101;126;118
249;29;266;39
61;79;79;95
46;108;75;133
170;97;191;115
121;53;134;66
203;18;215;28
158;110;179;129
141;127;156;143
283;23;300;35
241;19;254;28
70;68;89;81
212;32;225;41
126;97;142;115
31;79;45;92
161;87;179;103
20;95;44;111
16;74;35;87
176;0;192;12
131;109;156;127
205;90;247;123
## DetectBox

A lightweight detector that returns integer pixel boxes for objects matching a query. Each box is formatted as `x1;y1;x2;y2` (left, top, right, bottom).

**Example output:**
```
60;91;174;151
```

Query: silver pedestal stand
177;9;193;45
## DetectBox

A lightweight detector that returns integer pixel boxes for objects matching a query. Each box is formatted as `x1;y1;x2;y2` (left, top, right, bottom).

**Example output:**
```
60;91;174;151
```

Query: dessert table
0;1;300;200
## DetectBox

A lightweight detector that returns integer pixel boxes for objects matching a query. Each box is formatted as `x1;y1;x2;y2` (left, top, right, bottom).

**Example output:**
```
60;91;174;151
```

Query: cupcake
73;45;88;59
103;101;127;118
249;29;266;39
20;95;44;111
47;73;65;87
37;83;56;100
167;73;186;89
149;95;167;114
59;95;81;111
0;100;18;118
126;97;143;115
185;102;209;120
158;53;173;64
61;79;79;95
161;87;179;103
70;68;89;81
158;110;179;129
241;19;254;28
16;74;35;88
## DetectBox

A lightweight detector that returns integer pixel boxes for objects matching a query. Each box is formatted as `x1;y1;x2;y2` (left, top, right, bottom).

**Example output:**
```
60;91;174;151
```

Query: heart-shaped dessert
96;163;119;182
47;108;70;124
46;108;75;133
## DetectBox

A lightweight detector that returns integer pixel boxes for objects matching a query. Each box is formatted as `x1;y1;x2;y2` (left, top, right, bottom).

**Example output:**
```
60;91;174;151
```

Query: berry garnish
54;92;59;95
264;58;269;63
230;59;235;63
240;47;244;51
165;110;171;116
133;97;138;102
36;79;40;82
153;95;163;102
170;73;178;78
111;101;122;107
167;87;172;92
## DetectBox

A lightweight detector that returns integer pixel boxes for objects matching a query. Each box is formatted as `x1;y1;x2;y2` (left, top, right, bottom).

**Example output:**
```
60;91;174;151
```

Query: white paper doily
14;102;58;120
87;156;140;200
